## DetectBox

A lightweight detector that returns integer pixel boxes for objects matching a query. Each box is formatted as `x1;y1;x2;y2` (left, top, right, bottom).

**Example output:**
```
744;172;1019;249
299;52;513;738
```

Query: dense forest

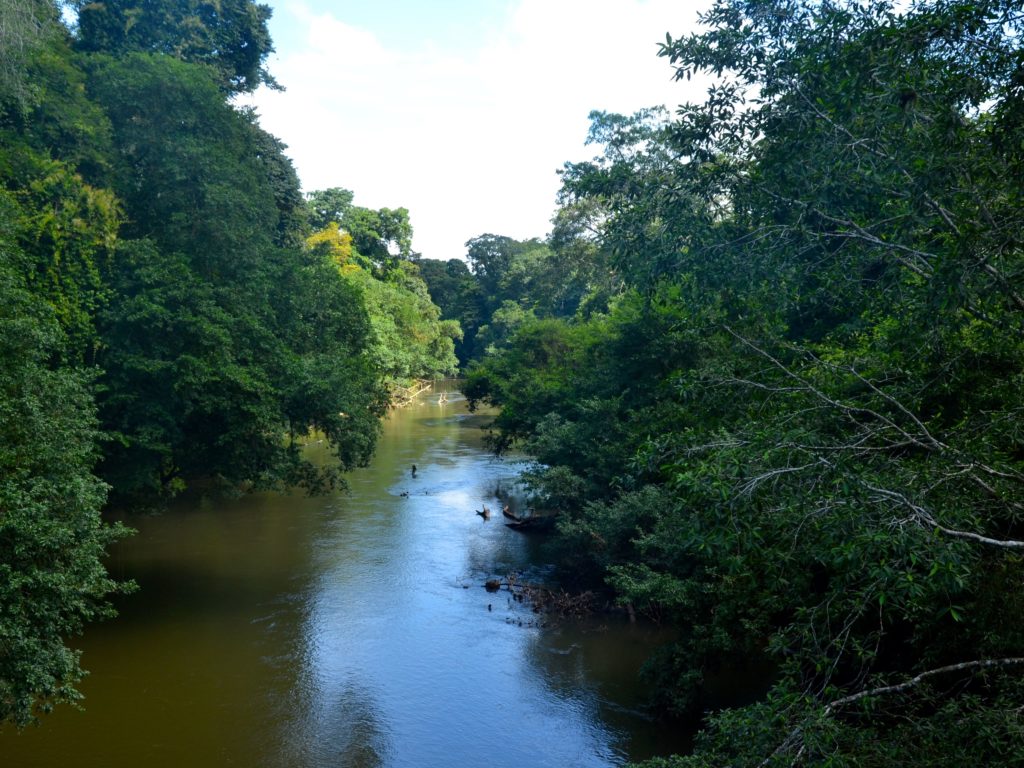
0;0;457;727
438;0;1024;765
4;0;1024;765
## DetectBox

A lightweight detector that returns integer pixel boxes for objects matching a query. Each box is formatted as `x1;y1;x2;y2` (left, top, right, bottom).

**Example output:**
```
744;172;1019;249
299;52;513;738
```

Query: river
1;386;689;767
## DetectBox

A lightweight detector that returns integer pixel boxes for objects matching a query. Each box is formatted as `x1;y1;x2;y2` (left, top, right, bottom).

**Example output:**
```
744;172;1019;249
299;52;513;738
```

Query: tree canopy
466;1;1024;764
0;194;131;726
0;0;454;723
5;1;1024;759
304;188;460;385
71;0;278;94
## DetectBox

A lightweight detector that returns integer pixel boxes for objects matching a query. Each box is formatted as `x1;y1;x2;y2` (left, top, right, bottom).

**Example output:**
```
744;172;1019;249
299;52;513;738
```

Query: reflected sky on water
1;389;688;767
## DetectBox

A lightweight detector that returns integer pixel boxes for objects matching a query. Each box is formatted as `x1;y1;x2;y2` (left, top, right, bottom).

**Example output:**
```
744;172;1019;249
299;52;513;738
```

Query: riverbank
0;388;691;767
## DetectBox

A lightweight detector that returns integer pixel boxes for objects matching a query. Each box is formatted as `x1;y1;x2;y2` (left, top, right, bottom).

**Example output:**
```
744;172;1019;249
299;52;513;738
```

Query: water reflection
0;388;687;767
281;677;391;768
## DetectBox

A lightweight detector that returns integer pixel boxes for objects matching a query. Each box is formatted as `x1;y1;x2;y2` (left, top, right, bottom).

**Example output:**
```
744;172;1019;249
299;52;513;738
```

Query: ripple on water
0;392;689;768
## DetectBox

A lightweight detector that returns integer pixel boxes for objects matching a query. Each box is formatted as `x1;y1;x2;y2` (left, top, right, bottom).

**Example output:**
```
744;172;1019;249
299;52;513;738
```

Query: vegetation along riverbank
3;1;1024;765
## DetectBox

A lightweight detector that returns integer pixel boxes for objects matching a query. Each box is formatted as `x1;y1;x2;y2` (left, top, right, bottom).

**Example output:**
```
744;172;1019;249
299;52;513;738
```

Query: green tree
9;158;120;362
78;55;385;498
72;0;278;94
472;300;535;356
305;187;355;232
472;1;1024;764
344;263;460;383
306;189;459;384
417;257;486;366
0;195;129;727
0;0;390;725
306;188;413;267
465;233;519;306
459;233;605;363
306;251;459;386
0;0;57;102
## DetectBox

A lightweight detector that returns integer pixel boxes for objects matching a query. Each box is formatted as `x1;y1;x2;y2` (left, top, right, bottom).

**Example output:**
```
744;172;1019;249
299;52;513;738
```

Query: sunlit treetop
71;0;279;94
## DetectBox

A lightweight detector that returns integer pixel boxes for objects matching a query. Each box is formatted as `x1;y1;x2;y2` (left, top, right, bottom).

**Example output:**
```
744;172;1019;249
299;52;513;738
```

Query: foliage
0;27;115;183
0;196;130;726
470;1;1024;764
420;228;620;368
80;56;390;498
2;155;120;362
464;234;571;318
416;257;485;365
0;0;58;102
472;300;536;356
307;221;355;265
305;189;459;385
306;187;355;231
337;260;460;384
0;0;401;725
343;205;414;266
71;0;278;94
306;187;413;267
95;237;385;498
83;53;280;274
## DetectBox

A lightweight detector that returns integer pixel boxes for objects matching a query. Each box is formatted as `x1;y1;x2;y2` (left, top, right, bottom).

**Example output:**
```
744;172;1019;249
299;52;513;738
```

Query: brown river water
1;384;691;767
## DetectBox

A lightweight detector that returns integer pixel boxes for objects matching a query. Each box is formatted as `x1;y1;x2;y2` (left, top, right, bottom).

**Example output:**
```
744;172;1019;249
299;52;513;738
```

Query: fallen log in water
389;379;432;407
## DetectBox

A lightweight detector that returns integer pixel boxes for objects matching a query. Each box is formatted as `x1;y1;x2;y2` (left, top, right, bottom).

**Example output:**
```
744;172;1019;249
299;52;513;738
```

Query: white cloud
244;0;710;260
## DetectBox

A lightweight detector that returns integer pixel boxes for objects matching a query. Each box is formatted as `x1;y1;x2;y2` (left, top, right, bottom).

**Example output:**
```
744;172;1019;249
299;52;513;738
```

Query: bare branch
840;365;946;451
722;326;938;452
738;462;818;496
763;658;1024;766
865;482;1024;550
824;657;1024;715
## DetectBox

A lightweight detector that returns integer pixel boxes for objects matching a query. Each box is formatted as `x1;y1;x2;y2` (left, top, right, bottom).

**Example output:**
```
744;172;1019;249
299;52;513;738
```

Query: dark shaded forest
423;1;1024;765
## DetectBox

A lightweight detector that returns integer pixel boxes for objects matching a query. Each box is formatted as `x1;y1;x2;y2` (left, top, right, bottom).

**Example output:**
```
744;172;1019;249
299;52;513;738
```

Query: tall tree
72;0;277;94
417;257;485;366
305;191;460;384
0;0;390;723
307;189;414;268
0;0;57;101
470;1;1024;764
464;233;519;303
82;55;386;498
305;187;355;232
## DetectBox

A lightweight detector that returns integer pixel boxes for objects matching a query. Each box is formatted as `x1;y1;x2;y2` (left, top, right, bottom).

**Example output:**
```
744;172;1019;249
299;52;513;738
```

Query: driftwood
484;572;599;619
390;379;432;408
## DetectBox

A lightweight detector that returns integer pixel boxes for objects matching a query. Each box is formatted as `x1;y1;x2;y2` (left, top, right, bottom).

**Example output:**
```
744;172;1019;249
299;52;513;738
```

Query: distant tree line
418;221;620;366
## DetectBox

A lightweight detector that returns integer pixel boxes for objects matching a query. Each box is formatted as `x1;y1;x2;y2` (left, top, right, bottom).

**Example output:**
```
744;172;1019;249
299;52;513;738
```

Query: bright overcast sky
241;0;711;261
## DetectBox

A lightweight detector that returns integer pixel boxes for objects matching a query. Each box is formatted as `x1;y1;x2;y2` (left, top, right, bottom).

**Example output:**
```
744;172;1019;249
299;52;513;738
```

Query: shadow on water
0;384;693;767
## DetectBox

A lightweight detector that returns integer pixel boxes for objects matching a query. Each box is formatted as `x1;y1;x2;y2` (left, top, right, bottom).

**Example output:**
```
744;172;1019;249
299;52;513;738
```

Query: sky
241;0;711;261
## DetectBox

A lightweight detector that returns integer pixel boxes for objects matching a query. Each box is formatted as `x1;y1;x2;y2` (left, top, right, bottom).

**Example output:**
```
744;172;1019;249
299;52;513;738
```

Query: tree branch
824;657;1024;715
865;482;1024;550
762;658;1024;766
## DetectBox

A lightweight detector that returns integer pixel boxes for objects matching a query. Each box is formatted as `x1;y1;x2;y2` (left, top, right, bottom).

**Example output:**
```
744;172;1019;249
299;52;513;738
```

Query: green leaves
73;0;278;94
0;0;398;725
472;1;1024;764
0;211;130;726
